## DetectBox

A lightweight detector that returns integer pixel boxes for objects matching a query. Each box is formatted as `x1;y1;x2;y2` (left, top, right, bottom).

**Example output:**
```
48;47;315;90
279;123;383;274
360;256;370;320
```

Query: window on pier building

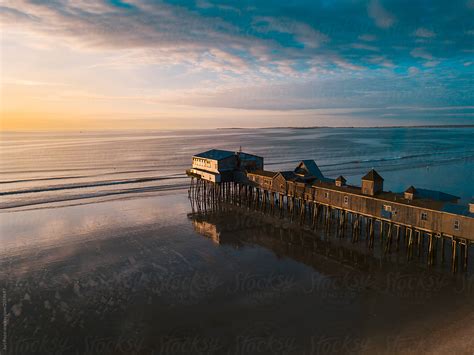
324;192;329;199
421;212;428;221
454;220;460;231
344;196;349;204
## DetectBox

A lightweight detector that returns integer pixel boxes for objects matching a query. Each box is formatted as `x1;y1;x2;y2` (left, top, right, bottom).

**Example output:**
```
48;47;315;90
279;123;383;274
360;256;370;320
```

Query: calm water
1;128;474;354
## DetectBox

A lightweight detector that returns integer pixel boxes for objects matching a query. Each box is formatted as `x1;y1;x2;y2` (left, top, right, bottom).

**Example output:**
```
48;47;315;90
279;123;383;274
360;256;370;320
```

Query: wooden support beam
365;216;369;241
326;206;331;233
299;199;305;225
351;213;356;242
357;215;362;242
428;233;433;266
379;221;384;248
352;214;360;243
418;231;424;258
451;238;458;273
395;225;401;252
414;230;420;257
384;223;393;254
263;189;267;212
289;196;294;221
464;240;469;272
339;210;345;238
311;202;317;228
369;218;375;249
432;235;438;264
441;235;445;264
407;228;414;259
279;194;283;218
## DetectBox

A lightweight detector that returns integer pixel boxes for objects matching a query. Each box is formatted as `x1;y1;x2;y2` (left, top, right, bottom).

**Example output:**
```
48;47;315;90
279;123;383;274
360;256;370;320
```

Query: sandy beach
1;188;474;354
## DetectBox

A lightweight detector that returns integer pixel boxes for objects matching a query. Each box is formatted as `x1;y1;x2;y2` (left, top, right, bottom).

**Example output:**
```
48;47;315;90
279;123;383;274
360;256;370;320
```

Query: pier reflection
188;194;473;276
190;202;402;275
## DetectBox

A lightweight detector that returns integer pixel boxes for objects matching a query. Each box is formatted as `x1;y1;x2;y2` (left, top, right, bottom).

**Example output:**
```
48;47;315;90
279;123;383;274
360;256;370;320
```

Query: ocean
1;127;474;354
1;127;473;210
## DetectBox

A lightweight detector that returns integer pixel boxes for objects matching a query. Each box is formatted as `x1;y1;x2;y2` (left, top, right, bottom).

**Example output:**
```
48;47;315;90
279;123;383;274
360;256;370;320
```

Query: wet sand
1;191;473;354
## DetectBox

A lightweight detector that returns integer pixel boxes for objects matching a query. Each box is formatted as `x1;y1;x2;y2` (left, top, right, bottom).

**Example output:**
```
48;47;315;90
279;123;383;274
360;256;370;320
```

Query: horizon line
1;124;474;133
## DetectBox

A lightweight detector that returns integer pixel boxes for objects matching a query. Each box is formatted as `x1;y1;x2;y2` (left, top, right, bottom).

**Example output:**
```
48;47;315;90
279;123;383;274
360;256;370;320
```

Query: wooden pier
187;149;474;273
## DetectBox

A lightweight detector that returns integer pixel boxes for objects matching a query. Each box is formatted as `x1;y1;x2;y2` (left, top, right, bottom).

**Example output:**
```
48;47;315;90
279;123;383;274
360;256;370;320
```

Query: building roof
310;179;471;216
413;188;459;202
276;170;321;184
247;170;278;178
245;167;468;217
237;152;263;161
294;160;325;179
336;175;347;182
362;169;384;182
277;171;298;181
194;149;235;160
441;203;474;217
404;185;458;202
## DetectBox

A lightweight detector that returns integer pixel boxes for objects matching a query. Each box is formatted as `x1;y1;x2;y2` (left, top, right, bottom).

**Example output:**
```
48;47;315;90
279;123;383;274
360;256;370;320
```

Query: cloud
0;0;470;76
332;57;365;71
1;0;472;124
423;61;440;68
252;16;329;49
408;67;420;75
0;1;267;71
410;48;434;60
351;43;379;52
368;56;395;68
3;78;67;86
368;0;396;28
359;34;377;42
413;28;436;38
162;70;473;112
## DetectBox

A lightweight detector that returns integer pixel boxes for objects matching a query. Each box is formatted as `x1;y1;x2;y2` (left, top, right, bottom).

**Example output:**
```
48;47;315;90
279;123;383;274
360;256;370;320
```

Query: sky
1;0;473;130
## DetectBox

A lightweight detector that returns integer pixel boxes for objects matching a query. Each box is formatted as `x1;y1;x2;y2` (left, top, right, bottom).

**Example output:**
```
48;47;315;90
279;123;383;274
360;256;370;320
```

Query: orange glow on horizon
0;112;176;131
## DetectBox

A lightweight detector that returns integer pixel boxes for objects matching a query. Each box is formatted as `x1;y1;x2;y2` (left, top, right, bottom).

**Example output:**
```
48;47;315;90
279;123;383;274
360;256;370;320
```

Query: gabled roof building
361;169;384;196
188;149;263;183
294;160;325;180
335;175;347;187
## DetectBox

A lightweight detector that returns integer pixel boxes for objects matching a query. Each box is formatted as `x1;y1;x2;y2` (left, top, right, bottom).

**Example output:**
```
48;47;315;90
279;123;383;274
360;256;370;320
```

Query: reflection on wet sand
189;206;384;272
1;192;474;354
187;200;474;353
188;199;472;276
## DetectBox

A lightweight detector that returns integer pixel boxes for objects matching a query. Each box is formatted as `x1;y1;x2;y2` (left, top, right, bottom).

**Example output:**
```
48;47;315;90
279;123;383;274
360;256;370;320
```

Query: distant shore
2;124;474;134
218;124;474;130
